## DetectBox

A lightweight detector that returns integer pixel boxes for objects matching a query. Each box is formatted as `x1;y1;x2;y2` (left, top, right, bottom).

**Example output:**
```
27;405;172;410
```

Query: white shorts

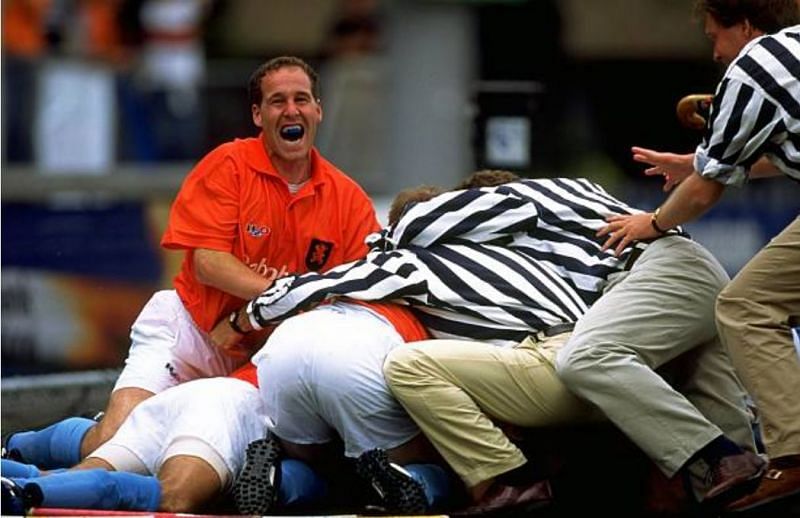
252;301;419;457
114;290;247;394
90;377;267;491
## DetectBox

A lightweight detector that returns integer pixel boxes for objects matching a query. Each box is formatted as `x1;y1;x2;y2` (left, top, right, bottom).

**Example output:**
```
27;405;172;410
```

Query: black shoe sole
356;449;428;515
233;436;282;515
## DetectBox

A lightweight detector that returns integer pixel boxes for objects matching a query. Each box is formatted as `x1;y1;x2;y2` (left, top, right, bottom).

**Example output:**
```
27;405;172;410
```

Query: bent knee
553;337;598;383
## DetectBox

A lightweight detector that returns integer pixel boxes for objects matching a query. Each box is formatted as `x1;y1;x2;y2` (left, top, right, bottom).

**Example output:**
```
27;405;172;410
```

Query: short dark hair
456;170;521;190
388;185;446;226
695;0;799;33
248;56;321;107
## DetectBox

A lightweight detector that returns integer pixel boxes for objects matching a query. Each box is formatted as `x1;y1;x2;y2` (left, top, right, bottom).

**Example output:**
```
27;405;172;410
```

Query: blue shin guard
20;469;161;511
277;459;328;507
6;417;96;469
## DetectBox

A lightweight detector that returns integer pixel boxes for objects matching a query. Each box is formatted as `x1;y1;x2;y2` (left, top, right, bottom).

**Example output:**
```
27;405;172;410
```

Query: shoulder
730;26;800;73
187;137;261;179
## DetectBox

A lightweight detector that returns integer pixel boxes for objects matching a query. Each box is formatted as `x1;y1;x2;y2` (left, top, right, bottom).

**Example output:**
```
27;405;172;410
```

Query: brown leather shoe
453;479;553;516
644;466;693;515
701;450;767;507
726;455;800;512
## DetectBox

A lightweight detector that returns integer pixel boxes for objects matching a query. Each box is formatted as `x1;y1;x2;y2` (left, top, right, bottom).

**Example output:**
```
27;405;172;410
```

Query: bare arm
749;156;783;179
598;172;724;256
654;172;725;228
194;248;273;300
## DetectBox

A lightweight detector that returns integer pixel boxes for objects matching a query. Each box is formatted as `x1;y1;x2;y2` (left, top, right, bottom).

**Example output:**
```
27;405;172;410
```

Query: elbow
192;250;216;286
699;185;725;209
692;175;725;210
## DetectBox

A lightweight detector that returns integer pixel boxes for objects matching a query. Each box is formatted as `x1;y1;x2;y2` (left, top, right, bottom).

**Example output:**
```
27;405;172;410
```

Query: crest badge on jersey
305;238;334;271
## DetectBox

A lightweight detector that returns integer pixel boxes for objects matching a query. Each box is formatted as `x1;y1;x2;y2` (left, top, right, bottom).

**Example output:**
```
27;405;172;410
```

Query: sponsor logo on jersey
244;255;290;285
306;238;334;271
246;222;271;238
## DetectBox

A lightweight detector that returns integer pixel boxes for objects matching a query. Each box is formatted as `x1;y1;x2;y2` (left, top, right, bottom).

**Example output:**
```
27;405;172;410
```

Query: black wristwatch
228;310;248;334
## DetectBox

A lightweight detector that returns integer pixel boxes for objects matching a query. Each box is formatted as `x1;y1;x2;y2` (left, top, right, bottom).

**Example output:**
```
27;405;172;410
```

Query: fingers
597;220;618;237
598;221;624;251
632;153;656;166
601;233;617;252
600;228;633;256
614;234;634;257
598;216;637;255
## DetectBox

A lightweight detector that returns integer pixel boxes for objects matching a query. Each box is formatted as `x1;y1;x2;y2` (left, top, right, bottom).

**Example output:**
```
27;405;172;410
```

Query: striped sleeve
248;251;431;325
695;26;800;186
248;243;588;347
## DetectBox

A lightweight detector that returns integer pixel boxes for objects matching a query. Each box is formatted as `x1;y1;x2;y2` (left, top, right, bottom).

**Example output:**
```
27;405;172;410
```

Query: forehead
704;13;721;34
261;66;313;97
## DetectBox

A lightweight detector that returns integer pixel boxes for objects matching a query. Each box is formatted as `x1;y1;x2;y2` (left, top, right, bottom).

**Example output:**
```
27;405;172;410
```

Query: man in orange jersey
5;56;381;471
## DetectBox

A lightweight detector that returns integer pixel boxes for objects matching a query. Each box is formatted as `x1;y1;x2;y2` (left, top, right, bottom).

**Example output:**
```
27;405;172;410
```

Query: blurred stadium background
2;0;798;430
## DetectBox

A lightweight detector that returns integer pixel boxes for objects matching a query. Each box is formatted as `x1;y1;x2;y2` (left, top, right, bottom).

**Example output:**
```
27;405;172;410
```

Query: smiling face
704;13;761;65
252;66;323;168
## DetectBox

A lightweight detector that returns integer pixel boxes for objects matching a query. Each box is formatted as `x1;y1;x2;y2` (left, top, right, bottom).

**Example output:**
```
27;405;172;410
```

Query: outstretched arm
239;251;430;328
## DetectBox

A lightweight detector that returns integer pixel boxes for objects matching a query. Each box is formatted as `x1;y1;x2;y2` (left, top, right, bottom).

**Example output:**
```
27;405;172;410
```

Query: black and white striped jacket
248;178;644;346
696;25;800;185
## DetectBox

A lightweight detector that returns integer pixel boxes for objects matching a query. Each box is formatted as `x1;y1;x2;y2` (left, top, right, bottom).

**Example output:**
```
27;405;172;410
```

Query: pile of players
3;2;799;515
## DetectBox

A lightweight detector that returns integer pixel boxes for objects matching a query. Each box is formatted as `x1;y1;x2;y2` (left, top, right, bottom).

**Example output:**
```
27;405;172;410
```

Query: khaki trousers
716;216;800;458
384;333;600;488
555;236;755;476
386;236;755;487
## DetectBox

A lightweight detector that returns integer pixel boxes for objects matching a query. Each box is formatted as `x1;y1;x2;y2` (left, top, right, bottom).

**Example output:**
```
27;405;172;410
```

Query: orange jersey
352;301;430;343
162;136;380;332
230;362;259;387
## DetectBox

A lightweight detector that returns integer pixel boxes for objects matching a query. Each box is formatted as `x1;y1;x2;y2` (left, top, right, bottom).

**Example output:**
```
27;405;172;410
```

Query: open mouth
280;124;304;142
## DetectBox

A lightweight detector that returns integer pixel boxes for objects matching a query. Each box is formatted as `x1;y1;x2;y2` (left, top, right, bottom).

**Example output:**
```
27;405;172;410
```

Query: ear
742;19;763;39
252;104;263;128
316;100;323;123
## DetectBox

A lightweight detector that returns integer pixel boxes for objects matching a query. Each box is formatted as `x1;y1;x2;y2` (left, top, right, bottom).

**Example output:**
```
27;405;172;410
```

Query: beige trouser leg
555;237;754;477
716;217;800;458
384;334;599;488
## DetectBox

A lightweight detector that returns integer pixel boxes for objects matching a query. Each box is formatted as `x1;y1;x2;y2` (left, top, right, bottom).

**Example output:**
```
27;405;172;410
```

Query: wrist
245;301;264;331
228;310;249;334
650;207;668;235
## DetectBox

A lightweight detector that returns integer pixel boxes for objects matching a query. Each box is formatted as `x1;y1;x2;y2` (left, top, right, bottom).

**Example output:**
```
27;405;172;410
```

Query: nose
284;100;301;117
712;45;724;64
